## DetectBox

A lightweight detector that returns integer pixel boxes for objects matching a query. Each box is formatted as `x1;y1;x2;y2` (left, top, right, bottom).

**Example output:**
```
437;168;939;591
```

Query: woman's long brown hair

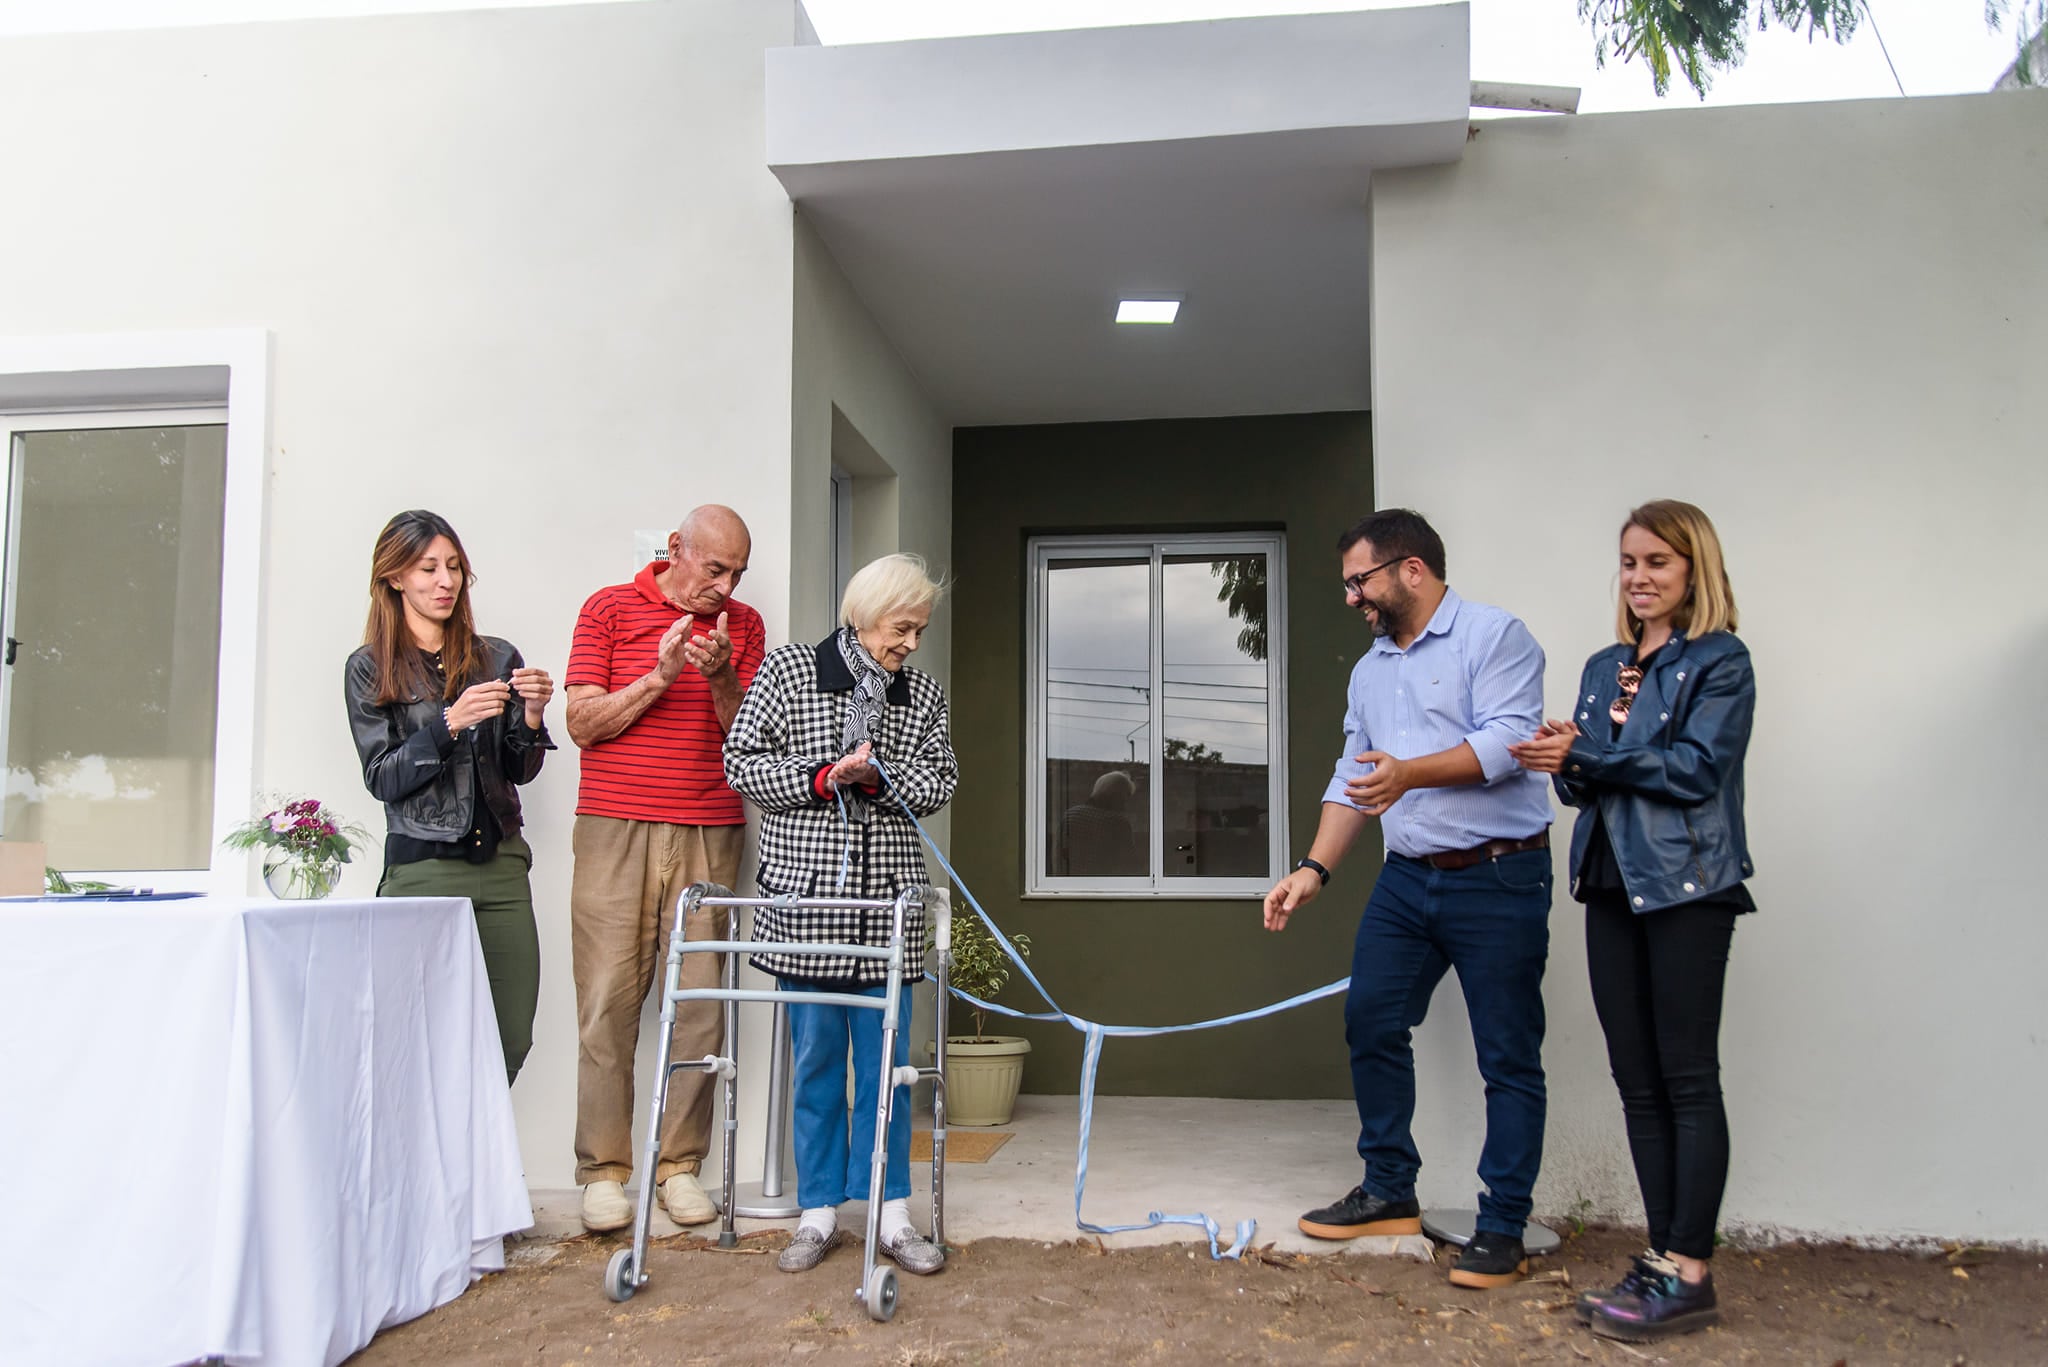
364;510;486;705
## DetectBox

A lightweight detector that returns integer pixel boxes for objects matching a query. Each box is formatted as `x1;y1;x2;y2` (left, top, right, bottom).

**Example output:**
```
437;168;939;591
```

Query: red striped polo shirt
567;563;766;825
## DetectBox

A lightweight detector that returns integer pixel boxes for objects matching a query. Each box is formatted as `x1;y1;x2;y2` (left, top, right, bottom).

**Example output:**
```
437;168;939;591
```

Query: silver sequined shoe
777;1228;840;1273
882;1228;946;1276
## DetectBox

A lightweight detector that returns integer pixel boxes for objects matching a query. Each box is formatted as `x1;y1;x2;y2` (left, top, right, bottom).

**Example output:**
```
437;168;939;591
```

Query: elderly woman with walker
1510;500;1755;1343
723;552;959;1278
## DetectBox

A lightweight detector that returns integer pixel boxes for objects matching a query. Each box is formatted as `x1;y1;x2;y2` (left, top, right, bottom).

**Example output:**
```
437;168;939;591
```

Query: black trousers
1584;891;1739;1261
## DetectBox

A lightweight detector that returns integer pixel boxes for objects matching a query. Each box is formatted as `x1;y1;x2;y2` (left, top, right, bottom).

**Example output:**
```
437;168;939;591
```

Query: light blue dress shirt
1320;587;1552;859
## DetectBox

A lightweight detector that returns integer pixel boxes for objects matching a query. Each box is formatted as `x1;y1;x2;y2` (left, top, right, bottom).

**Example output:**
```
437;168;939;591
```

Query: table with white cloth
0;895;533;1367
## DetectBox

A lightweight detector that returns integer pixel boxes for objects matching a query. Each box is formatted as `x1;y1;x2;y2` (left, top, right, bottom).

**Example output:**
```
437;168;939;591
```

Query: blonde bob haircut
1616;499;1739;644
841;552;945;631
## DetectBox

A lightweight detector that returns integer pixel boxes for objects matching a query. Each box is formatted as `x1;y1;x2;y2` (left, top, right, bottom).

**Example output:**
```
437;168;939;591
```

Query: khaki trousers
570;815;744;1186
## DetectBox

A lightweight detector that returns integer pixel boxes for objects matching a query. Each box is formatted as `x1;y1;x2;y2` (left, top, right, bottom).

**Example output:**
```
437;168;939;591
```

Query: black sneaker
1297;1186;1422;1239
1589;1258;1719;1340
1447;1231;1528;1288
1575;1251;1663;1324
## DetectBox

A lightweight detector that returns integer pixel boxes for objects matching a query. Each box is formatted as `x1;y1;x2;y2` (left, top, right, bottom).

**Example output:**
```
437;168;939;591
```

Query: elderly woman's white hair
840;552;945;630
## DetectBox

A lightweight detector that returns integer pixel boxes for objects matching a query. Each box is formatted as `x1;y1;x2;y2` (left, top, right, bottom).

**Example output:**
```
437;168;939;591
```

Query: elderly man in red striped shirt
563;504;766;1233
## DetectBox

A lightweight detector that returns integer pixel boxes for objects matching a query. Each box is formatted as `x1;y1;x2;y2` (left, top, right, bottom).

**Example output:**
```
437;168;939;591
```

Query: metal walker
601;882;952;1322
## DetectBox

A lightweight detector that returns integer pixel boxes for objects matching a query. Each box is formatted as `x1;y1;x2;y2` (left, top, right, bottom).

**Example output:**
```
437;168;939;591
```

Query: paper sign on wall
632;529;672;574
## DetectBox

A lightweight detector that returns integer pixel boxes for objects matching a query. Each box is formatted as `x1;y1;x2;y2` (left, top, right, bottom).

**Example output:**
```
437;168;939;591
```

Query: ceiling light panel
1115;299;1180;325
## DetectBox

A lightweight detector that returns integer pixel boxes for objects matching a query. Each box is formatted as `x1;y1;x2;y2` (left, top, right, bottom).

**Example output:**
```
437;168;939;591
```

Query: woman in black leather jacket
344;509;555;1084
1510;500;1754;1345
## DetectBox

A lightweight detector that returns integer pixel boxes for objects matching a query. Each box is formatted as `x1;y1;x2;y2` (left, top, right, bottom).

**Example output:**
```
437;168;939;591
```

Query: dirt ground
348;1225;2048;1366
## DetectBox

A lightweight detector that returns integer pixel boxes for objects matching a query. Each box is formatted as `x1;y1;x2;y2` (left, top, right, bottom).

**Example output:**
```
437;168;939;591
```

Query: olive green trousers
378;833;541;1085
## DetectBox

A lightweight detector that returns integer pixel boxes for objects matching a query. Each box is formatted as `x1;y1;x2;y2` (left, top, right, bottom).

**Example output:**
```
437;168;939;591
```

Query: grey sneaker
778;1228;839;1273
882;1228;946;1276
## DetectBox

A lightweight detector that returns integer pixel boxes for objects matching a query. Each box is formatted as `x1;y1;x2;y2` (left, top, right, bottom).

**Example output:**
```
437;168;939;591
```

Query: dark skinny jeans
1583;891;1738;1262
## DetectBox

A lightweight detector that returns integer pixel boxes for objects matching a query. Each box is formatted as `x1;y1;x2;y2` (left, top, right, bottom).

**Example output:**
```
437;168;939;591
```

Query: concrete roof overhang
768;4;1472;427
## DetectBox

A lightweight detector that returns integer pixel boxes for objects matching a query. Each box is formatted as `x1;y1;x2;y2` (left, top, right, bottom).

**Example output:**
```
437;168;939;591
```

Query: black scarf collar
813;633;912;704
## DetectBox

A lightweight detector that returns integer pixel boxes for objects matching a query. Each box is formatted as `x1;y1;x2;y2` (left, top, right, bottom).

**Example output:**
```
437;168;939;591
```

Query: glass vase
262;848;341;900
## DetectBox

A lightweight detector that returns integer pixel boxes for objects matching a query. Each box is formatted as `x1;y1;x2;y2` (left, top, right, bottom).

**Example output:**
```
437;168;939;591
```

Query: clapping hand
680;612;732;678
1507;719;1580;774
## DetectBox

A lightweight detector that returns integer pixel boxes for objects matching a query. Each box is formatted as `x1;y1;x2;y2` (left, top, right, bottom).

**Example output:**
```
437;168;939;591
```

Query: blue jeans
781;979;914;1210
1345;848;1552;1237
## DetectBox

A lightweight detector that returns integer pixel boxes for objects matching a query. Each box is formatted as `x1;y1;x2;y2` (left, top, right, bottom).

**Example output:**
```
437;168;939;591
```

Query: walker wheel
863;1264;898;1322
603;1248;638;1303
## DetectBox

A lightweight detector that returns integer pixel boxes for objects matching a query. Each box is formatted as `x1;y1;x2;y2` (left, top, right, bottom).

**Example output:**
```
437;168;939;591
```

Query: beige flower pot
943;1036;1032;1126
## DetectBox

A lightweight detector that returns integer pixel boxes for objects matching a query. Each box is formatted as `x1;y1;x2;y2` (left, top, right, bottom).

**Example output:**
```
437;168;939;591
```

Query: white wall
1368;90;2048;1242
789;210;955;1056
0;0;802;1189
789;214;953;662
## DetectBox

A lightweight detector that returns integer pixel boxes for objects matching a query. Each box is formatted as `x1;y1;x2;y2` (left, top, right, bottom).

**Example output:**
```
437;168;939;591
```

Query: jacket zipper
1681;812;1708;886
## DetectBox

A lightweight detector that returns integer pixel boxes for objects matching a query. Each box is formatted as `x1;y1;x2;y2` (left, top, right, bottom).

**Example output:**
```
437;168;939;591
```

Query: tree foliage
1580;0;1858;97
1988;0;2048;85
1163;738;1225;766
1584;0;2044;97
1210;556;1268;662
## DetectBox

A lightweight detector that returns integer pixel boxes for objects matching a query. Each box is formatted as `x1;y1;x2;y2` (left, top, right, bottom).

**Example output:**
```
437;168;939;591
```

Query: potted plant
223;797;369;900
943;912;1033;1126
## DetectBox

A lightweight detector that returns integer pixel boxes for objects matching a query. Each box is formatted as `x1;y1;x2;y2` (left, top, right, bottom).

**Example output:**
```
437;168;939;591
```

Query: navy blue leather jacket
1554;631;1755;913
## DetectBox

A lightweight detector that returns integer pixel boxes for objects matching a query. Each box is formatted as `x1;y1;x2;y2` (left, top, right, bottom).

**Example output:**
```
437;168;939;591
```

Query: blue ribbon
872;760;1348;1259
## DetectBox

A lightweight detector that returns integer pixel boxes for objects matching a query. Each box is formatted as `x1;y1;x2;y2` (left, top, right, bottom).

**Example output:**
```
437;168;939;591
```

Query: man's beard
1361;585;1412;639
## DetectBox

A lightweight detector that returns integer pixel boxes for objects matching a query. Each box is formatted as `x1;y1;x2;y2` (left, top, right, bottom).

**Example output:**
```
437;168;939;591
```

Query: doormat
912;1130;1013;1163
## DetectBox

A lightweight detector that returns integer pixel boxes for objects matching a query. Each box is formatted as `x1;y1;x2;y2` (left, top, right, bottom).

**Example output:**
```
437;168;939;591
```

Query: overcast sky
0;1;2024;108
804;0;2026;111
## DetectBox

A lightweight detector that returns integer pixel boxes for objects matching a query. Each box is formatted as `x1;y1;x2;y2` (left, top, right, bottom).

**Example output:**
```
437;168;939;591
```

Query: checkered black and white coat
723;635;958;986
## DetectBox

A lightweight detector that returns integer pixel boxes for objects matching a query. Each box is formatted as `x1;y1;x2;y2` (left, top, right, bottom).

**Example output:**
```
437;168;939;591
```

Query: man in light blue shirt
1262;508;1553;1290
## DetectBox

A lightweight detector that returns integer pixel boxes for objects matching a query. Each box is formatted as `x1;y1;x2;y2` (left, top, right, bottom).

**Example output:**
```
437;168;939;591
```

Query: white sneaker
580;1180;632;1233
661;1171;717;1226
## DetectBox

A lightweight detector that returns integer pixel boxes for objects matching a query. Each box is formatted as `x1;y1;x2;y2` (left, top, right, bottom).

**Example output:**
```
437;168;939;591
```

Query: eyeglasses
1610;661;1643;725
1342;556;1408;598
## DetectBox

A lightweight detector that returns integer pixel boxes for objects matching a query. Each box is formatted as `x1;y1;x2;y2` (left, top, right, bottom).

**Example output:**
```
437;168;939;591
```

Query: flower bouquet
222;797;370;899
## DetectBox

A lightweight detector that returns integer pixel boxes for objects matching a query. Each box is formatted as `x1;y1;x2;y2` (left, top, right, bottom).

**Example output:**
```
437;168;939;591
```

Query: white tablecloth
0;895;533;1367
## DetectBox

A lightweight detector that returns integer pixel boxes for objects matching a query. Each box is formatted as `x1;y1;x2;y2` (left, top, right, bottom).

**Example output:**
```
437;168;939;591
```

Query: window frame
1025;532;1288;899
0;329;268;894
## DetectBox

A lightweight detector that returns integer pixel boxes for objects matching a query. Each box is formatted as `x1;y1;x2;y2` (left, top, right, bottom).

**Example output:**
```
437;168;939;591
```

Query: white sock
879;1198;913;1245
799;1206;837;1239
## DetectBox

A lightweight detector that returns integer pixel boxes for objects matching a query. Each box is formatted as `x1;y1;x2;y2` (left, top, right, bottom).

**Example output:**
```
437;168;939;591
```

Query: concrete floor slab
526;1095;1437;1262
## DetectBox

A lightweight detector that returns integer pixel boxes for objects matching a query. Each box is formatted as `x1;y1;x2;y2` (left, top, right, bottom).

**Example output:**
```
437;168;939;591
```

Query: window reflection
3;425;227;870
1162;555;1269;879
1043;558;1150;878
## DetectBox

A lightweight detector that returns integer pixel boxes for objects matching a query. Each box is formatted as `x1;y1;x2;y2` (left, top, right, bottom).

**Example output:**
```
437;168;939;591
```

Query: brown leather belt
1408;832;1549;872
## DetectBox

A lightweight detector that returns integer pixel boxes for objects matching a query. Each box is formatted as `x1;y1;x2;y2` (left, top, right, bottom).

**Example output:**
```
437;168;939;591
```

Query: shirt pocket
758;862;817;899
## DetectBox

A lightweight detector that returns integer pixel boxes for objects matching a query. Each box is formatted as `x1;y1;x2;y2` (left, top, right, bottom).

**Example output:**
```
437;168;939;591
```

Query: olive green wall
950;412;1377;1099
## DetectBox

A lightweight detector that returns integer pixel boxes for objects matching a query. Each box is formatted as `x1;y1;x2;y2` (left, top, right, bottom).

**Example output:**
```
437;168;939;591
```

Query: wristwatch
1294;856;1331;886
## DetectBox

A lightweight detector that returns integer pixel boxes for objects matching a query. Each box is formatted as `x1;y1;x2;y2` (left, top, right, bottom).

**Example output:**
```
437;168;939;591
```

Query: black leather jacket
1553;631;1755;912
344;636;554;844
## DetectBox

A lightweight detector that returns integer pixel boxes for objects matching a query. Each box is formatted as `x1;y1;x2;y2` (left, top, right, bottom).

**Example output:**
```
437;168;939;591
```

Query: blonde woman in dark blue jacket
1510;500;1754;1345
